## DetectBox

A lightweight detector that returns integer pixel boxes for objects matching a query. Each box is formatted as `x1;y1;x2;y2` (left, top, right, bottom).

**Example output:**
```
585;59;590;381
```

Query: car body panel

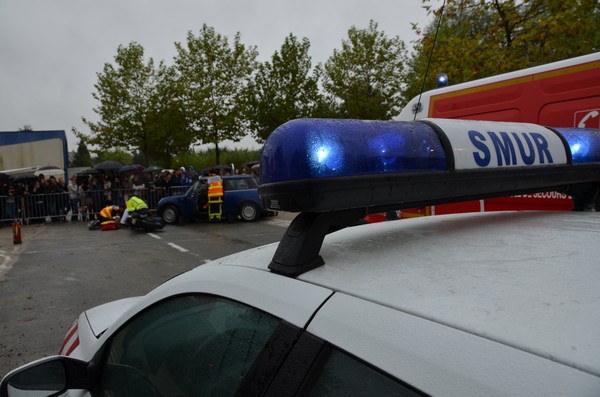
298;211;600;378
84;297;143;338
309;293;600;397
87;265;332;350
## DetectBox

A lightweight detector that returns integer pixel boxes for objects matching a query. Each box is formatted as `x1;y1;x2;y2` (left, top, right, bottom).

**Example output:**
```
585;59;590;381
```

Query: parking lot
0;213;294;377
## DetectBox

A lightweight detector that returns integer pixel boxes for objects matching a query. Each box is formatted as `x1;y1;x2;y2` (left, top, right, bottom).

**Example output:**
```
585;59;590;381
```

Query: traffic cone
12;219;22;244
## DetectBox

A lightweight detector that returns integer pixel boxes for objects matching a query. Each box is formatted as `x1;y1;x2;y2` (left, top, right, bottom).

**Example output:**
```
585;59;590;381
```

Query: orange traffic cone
12;220;22;244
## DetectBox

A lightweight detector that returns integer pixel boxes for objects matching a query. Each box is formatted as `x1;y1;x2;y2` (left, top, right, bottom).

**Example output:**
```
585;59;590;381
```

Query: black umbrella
77;168;101;175
243;161;259;168
118;164;145;174
143;166;163;173
95;160;124;171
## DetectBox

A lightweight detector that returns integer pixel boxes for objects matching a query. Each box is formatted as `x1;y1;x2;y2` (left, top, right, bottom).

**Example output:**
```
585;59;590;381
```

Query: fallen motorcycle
127;210;165;231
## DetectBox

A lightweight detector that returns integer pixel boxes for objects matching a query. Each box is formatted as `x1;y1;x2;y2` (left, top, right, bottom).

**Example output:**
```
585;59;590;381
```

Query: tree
18;125;33;131
174;25;258;164
70;139;92;167
322;20;408;120
143;63;193;166
94;149;133;165
81;42;192;166
404;0;600;101
246;34;331;143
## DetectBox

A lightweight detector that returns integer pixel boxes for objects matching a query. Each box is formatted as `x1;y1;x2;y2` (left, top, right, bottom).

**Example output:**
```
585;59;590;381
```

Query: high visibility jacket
207;176;223;198
100;206;117;219
126;196;148;212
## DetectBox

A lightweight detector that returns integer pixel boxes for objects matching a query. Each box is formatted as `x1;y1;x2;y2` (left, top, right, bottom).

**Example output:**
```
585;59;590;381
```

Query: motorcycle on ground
87;210;164;231
127;210;165;231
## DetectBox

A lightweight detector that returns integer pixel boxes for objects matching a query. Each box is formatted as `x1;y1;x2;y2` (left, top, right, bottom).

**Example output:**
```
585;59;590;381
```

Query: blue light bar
260;119;447;184
552;127;600;164
262;118;600;277
259;118;600;213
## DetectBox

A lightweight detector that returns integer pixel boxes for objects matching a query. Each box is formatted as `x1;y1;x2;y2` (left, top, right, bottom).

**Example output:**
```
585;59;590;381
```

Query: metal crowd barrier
0;186;191;224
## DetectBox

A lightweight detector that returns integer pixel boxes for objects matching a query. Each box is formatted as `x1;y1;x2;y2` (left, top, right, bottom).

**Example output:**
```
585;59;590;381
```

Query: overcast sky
0;0;439;151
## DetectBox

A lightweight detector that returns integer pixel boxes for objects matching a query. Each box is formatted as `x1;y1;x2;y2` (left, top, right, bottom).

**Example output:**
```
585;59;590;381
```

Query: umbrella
34;168;64;177
243;161;259;168
213;164;233;171
118;164;145;174
143;166;163;173
77;168;100;175
95;160;124;171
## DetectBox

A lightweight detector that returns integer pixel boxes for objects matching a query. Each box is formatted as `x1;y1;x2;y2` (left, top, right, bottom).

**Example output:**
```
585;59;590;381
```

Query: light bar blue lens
260;119;447;184
553;128;600;164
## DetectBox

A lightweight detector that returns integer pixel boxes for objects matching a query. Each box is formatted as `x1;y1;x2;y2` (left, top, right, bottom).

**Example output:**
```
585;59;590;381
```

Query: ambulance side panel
397;52;600;217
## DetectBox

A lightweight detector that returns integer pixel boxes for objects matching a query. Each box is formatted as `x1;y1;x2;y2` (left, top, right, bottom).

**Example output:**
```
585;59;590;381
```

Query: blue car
157;175;270;224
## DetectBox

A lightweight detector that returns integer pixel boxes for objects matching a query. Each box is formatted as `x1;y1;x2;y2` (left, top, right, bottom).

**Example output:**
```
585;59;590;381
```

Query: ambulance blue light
554;128;600;164
436;73;449;87
260;119;447;184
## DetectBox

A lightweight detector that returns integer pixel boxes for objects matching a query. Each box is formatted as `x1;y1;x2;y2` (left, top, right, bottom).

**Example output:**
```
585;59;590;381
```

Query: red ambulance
396;51;600;217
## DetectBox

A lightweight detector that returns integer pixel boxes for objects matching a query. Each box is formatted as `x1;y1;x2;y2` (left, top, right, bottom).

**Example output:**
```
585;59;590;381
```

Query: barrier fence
0;186;190;224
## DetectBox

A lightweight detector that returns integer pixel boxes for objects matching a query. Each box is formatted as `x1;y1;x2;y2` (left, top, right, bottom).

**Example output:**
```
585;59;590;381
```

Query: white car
2;118;600;397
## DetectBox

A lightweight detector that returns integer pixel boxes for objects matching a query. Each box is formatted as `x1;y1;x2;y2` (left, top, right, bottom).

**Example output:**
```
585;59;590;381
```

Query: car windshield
187;179;207;195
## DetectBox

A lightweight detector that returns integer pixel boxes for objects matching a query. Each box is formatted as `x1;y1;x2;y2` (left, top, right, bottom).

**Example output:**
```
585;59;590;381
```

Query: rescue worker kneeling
99;205;123;223
120;193;149;227
88;204;124;231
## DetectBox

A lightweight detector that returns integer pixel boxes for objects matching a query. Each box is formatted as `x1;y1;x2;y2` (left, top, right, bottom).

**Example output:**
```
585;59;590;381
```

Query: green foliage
82;42;193;166
246;34;332;143
174;25;258;164
322;20;408;120
94;149;133;165
70;140;92;167
171;148;260;173
80;8;598;162
404;0;600;101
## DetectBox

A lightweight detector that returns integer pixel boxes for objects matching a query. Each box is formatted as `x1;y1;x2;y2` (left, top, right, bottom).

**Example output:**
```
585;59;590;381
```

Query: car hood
84;297;144;337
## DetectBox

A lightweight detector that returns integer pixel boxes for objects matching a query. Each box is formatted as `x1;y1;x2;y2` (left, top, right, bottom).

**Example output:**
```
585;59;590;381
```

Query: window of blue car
224;177;258;191
97;294;281;397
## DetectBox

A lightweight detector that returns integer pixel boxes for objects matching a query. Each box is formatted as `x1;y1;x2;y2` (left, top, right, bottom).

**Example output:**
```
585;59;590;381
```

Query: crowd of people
0;164;253;224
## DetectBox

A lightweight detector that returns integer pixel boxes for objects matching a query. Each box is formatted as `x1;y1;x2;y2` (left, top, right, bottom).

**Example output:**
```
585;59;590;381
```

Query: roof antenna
414;0;446;120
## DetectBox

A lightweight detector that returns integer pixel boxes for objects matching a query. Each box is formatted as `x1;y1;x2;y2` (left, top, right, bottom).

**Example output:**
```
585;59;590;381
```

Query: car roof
216;210;600;377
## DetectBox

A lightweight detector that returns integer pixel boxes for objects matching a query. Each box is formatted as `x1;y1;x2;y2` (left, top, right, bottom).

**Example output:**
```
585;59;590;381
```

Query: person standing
207;170;223;222
67;176;80;221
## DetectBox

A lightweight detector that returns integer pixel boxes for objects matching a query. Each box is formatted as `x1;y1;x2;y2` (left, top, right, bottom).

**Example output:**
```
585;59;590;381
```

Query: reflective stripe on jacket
207;176;223;198
99;206;115;219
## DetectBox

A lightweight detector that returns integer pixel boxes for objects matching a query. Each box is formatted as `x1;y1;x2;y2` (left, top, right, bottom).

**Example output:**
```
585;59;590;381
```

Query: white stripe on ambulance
424;118;568;170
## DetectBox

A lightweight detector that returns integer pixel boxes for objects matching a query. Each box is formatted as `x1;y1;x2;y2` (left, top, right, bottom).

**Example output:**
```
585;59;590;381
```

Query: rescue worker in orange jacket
99;205;122;223
207;171;223;221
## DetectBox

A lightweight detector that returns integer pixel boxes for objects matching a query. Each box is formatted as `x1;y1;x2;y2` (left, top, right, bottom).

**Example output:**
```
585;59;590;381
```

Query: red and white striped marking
59;320;80;356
